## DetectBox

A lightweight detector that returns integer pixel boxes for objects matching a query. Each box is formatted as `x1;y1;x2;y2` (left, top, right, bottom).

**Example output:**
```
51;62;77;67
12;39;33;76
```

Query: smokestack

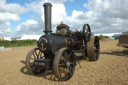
43;3;52;35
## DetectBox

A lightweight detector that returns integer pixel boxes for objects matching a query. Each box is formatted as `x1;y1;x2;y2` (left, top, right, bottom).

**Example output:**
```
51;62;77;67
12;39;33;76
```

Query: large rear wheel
53;48;75;81
87;36;100;61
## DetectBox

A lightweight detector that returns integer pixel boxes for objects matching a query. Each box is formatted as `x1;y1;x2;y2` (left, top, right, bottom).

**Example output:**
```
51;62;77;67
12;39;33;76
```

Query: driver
56;21;70;35
57;21;69;30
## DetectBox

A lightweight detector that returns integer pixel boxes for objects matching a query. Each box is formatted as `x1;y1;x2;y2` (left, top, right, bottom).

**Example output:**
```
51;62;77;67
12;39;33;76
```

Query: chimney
43;3;52;35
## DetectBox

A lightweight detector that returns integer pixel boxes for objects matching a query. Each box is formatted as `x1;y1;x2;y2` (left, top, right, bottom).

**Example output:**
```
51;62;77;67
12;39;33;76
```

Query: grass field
0;35;108;47
0;40;37;47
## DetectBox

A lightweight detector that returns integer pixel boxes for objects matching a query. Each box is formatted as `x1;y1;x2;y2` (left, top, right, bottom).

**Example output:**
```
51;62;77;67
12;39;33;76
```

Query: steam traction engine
26;3;100;81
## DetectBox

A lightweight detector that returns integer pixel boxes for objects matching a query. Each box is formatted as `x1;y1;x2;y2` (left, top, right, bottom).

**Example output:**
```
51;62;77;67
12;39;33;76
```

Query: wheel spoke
29;58;35;60
40;52;42;58
61;50;73;78
66;52;72;61
37;51;41;58
61;68;66;73
60;67;68;78
63;50;72;63
30;64;35;71
33;53;36;59
59;60;66;66
40;55;44;59
34;51;38;58
30;62;35;66
60;59;65;64
66;68;69;74
59;61;73;78
59;63;68;76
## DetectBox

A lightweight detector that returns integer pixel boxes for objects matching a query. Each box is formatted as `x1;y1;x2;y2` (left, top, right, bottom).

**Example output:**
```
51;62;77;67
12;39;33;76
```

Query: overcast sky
0;0;128;37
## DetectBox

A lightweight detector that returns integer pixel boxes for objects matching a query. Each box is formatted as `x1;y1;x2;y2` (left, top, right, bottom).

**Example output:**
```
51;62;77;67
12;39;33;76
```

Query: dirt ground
0;40;128;85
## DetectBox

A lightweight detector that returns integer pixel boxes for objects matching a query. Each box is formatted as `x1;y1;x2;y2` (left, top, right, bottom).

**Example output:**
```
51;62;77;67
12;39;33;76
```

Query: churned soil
0;40;128;85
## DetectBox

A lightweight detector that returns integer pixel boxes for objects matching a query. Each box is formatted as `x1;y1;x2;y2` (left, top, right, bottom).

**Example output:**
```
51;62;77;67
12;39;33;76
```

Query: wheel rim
26;48;46;74
94;37;100;59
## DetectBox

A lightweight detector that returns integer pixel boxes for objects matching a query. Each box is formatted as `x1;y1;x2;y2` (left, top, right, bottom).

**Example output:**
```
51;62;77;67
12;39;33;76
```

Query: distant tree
98;35;109;40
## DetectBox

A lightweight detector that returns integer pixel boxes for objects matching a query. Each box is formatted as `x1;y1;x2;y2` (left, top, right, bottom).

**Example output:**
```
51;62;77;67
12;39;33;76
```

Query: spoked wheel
26;48;46;75
87;36;100;61
53;48;75;81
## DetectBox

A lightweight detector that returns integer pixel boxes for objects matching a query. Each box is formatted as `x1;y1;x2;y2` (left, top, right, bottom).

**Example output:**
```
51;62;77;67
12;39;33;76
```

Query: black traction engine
26;3;100;81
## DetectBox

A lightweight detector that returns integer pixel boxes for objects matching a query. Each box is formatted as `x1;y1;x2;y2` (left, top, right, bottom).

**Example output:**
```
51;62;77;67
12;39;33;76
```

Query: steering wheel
82;24;91;42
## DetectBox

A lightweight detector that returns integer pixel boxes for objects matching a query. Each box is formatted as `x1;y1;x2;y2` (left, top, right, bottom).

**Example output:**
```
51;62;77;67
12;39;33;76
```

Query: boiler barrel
38;35;78;54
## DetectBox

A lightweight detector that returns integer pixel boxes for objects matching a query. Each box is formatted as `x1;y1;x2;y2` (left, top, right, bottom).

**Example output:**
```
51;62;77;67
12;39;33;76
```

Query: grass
0;35;111;47
0;40;37;47
98;35;109;40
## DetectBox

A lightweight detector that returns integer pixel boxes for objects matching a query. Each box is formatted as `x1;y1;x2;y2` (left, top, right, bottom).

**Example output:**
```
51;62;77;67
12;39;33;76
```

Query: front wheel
26;48;46;75
53;48;75;81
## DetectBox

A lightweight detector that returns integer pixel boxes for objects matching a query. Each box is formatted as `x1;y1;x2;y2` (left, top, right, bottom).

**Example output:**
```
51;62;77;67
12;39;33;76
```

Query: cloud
0;0;28;37
0;12;20;21
48;0;68;3
1;0;128;37
0;0;76;37
12;0;128;37
85;0;128;19
0;21;11;37
12;19;41;37
19;1;67;34
44;0;74;3
0;0;28;14
83;0;128;33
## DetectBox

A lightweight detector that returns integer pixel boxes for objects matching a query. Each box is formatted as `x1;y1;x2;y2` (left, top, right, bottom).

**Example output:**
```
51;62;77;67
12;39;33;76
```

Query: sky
0;0;128;37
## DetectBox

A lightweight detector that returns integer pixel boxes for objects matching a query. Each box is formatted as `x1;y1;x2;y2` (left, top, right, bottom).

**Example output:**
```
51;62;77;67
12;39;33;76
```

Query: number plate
35;62;45;66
